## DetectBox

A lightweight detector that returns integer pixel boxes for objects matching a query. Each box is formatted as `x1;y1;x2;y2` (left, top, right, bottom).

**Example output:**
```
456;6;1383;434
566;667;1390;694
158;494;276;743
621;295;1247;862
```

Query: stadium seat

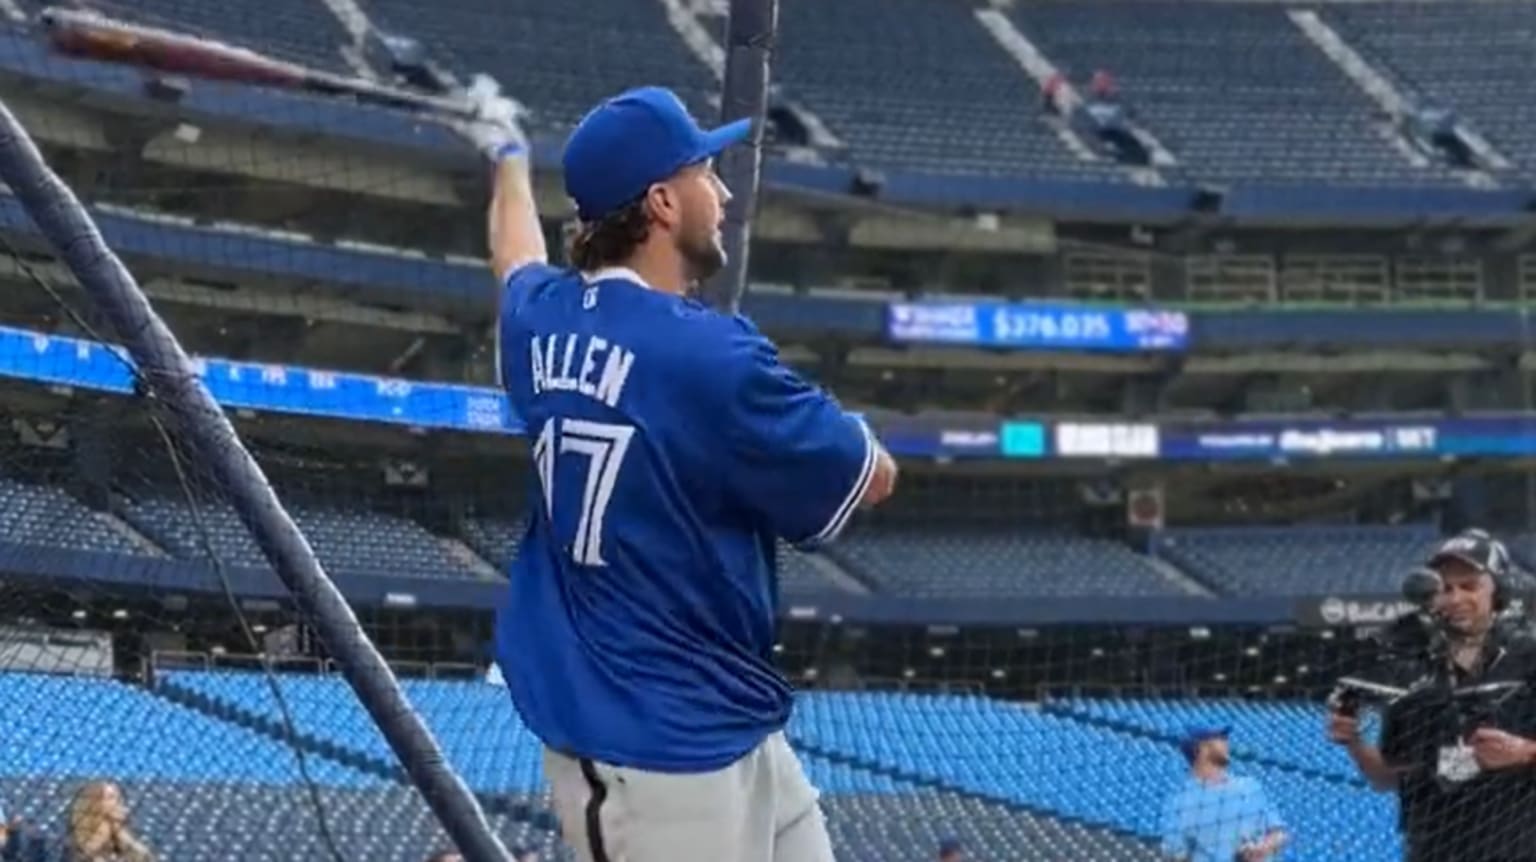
0;672;376;787
361;0;718;132
791;690;1403;861
1053;696;1383;782
461;515;526;572
831;527;1184;597
1328;4;1536;174
12;0;355;76
0;776;563;862
1157;525;1438;596
774;0;1123;180
1012;2;1463;187
0;478;146;557
120;491;477;580
159;670;545;794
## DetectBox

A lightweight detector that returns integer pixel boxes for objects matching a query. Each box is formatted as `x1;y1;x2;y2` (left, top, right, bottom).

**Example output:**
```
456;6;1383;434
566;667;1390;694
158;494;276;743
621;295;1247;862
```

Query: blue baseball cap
562;86;751;222
1179;725;1231;761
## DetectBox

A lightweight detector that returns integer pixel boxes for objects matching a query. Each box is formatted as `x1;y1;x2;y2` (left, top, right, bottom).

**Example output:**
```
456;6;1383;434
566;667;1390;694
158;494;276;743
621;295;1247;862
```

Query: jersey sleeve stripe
807;417;876;546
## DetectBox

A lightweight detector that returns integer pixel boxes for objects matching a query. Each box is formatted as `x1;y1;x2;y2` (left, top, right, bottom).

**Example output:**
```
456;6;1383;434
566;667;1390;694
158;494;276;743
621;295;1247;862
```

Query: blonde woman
64;782;154;862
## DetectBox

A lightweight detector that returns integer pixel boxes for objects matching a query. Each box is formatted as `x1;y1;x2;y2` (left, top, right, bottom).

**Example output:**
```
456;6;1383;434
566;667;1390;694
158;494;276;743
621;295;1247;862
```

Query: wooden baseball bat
39;6;476;119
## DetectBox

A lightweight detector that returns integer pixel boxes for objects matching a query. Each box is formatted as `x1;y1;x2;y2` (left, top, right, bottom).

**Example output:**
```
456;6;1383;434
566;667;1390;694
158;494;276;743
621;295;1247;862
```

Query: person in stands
63;781;154;862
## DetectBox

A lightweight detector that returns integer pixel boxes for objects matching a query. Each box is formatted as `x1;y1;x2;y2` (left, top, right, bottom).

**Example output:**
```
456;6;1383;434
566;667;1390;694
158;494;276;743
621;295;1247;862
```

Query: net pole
0;97;513;862
702;0;778;314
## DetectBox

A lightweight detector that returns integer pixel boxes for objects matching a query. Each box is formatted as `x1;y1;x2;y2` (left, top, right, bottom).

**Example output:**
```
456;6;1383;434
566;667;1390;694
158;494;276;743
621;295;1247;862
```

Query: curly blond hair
67;781;154;862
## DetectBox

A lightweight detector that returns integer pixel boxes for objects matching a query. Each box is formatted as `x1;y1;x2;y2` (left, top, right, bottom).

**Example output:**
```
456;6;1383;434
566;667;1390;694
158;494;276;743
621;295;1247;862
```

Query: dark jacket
1381;620;1536;862
1;827;51;862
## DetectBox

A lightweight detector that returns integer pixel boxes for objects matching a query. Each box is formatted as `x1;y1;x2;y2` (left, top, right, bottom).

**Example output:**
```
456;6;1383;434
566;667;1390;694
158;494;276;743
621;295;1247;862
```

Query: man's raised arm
455;74;547;280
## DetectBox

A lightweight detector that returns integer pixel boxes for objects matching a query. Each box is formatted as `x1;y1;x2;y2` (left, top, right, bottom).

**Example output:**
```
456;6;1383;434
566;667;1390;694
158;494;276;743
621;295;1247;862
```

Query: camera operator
1327;530;1536;862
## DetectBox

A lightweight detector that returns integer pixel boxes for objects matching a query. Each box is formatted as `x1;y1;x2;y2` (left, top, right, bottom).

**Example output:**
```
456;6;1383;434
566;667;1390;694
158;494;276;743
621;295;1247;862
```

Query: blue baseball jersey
1160;774;1285;862
492;264;875;773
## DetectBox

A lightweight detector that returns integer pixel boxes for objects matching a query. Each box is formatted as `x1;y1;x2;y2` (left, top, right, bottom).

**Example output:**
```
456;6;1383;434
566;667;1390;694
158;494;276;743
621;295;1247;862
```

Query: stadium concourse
1;0;1536;860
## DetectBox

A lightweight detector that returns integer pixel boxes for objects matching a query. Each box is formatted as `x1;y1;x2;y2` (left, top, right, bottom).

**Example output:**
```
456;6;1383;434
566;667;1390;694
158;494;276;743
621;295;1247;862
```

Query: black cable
0;232;350;862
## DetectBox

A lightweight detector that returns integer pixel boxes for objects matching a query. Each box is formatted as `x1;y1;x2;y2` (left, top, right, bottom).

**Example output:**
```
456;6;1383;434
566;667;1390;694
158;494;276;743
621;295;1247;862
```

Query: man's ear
643;182;678;230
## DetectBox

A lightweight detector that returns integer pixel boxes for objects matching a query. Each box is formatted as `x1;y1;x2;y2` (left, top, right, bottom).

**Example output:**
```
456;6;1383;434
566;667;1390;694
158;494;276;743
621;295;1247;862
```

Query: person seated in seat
64;781;154;862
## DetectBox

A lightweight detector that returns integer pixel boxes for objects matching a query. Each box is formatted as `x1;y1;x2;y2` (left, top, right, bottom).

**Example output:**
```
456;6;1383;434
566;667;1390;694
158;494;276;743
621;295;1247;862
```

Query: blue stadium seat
120;491;475;579
14;0;353;76
0;478;146;556
0;777;566;862
791;690;1402;861
832;527;1183;597
778;541;845;597
154;671;1164;860
819;790;1160;862
9;669;1415;861
361;0;718;132
160;670;545;794
775;0;1121;180
1054;697;1382;782
0;672;376;787
1329;4;1536;173
1157;525;1438;596
1012;2;1462;187
462;514;525;572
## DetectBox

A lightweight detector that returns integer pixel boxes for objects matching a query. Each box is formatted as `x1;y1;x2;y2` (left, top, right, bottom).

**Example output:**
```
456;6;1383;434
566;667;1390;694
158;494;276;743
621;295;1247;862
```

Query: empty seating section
160;670;545;794
0;672;375;787
792;691;1402;861
0;473;1466;598
286;502;465;579
1054;697;1382;782
12;0;1532;189
821;792;1163;862
778;541;841;596
832;527;1181;597
157;671;1161;860
776;0;1118;180
119;493;268;568
1014;2;1456;187
1331;4;1536;171
16;0;353;75
462;515;525;571
361;0;718;131
1158;526;1436;596
7;670;1418;860
121;492;472;579
0;777;563;862
0;478;145;556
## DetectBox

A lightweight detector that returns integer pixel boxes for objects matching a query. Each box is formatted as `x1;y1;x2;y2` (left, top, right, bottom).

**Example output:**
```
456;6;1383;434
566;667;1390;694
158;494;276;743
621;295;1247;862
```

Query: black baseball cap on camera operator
1428;529;1511;581
1427;530;1516;631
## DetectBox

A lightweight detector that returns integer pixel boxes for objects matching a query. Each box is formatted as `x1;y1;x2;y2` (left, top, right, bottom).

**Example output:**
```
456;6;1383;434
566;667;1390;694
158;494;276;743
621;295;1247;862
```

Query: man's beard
679;229;726;285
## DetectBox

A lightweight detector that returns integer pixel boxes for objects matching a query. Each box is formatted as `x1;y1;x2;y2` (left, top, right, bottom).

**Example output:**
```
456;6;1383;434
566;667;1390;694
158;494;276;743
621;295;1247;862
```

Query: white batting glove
453;73;529;162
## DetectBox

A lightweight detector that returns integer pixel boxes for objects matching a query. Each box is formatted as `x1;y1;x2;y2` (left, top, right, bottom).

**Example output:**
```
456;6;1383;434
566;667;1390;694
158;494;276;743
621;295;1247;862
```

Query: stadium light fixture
1188;626;1211;640
990;669;1006;680
1213;673;1228;682
1243;646;1260;657
70;609;85;620
929;646;945;658
111;608;127;619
